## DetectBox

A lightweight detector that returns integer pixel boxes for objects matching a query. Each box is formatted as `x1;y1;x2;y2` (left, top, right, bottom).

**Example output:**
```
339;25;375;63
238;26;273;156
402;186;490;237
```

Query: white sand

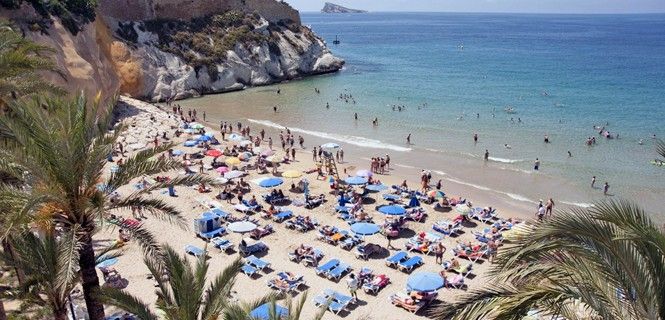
95;96;532;319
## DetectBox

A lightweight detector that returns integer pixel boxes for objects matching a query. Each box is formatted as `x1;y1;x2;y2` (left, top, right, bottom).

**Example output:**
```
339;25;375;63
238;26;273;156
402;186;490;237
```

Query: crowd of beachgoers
98;96;532;320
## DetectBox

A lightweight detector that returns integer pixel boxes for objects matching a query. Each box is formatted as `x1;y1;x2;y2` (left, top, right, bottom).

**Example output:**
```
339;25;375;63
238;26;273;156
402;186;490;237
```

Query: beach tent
408;195;420;208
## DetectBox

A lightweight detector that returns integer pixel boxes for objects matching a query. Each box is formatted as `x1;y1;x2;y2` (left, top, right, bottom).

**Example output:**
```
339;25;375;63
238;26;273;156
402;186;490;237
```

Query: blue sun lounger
246;255;271;271
210;237;233;252
315;259;339;276
313;295;346;315
323;289;354;306
385;251;408;268
185;245;205;257
398;256;423;273
242;264;258;277
326;262;351;281
210;208;229;219
274;211;293;222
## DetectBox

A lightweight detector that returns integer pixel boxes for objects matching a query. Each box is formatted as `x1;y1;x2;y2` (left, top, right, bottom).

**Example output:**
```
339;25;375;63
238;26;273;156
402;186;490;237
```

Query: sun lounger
340;234;363;250
277;272;305;286
326;262;351;281
385;251;409;268
274;211;293;222
246;255;271;271
185;245;205;257
210;237;234;252
446;274;465;289
234;203;254;213
210;208;229;219
453;248;487;263
362;274;390;294
315;259;339;276
355;243;382;260
398;256;423;273
239;239;268;256
323;289;354;306
313;295;346;315
390;292;427;314
267;278;298;294
249;225;274;240
442;261;473;276
242;264;258;277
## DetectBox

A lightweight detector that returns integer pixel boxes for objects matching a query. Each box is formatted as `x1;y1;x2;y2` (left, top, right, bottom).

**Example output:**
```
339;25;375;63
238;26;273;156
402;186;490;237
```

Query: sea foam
248;119;411;152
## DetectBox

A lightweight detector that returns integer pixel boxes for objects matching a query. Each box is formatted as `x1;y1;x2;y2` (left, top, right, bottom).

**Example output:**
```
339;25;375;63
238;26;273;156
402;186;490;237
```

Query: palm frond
99;287;159;320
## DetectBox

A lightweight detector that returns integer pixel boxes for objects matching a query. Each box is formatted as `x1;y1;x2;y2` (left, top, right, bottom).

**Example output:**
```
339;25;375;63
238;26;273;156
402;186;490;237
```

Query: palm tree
101;245;244;320
1;227;81;320
431;200;665;320
0;94;207;320
0;19;63;106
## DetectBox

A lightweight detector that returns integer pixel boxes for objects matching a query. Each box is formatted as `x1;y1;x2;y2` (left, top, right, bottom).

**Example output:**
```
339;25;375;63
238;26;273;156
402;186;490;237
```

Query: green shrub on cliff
0;0;98;34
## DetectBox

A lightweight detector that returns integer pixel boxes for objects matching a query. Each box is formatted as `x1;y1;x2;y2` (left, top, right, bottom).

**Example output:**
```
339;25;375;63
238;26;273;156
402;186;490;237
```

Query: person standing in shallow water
484;149;489;161
591;176;596;188
534;158;540;170
604;182;610;195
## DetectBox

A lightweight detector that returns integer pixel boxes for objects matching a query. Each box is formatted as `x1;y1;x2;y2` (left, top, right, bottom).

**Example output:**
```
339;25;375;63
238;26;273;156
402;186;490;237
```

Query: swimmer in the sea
504;144;511;149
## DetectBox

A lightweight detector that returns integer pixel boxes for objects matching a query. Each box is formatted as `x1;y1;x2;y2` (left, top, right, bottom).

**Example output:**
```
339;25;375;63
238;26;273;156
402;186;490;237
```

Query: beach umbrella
227;133;244;141
259;177;284;188
172;150;184;156
216;166;229;174
281;170;302;179
406;272;445;292
350;222;381;236
344;176;368;185
224;170;245;179
225;157;241;166
356;169;373;177
96;257;118;268
366;184;388;192
428;190;446;199
408;195;420;208
320;142;340;149
197;135;212;142
227;221;257;233
378;205;406;216
183;140;197;147
249;303;288;320
456;204;473;215
204;132;215;137
183;128;196;134
213;177;229;184
238;152;253;161
206;149;223;157
261;149;275;157
190;123;204;129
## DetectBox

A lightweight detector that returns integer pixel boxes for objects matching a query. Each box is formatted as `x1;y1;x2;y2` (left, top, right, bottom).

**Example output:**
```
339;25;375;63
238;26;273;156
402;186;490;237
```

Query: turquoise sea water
183;13;665;215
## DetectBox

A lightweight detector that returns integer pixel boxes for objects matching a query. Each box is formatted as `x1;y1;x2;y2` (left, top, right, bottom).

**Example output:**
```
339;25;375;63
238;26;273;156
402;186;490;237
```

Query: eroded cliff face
104;14;344;101
1;0;343;102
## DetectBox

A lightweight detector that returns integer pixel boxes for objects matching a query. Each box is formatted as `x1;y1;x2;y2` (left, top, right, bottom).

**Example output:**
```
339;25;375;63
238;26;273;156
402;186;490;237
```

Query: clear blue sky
287;0;665;14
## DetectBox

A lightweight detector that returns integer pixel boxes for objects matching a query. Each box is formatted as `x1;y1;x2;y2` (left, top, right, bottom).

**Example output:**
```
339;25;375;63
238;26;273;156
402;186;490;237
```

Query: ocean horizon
181;12;665;218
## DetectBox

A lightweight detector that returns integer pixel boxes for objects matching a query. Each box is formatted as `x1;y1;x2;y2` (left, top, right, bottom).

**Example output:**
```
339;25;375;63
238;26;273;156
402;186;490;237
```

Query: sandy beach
95;96;538;320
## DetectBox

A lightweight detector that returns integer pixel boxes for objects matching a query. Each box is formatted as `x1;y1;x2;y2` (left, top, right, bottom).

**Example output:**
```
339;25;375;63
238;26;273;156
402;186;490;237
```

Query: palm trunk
53;309;67;320
79;235;105;320
0;298;7;320
2;238;25;285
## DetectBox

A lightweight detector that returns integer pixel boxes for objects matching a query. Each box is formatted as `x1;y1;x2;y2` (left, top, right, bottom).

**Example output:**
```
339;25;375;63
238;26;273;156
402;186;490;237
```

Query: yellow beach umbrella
225;157;241;166
282;170;302;179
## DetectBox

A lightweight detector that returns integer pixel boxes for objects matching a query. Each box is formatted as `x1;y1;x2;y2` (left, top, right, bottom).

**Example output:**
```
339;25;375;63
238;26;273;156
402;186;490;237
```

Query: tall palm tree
0;19;63;106
0;94;207;320
431;200;665;320
101;245;244;320
1;227;81;320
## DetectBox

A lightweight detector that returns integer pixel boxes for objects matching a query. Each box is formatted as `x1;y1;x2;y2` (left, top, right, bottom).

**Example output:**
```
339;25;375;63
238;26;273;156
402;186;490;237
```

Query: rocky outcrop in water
321;2;368;13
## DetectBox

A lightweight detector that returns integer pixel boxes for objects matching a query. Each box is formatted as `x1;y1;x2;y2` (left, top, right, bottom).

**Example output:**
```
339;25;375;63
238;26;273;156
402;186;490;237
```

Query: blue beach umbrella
197;135;212;142
407;272;445;292
249;303;288;320
96;257;118;268
183;140;197;147
344;176;368;185
366;184;388;192
259;177;284;188
227;221;257;233
228;133;244;141
378;205;406;216
172;150;184;156
183;128;196;134
408;195;420;208
350;222;381;236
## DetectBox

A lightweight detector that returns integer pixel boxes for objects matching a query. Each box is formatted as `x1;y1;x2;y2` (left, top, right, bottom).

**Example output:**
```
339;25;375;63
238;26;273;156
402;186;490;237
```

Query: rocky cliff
321;2;367;13
1;0;344;102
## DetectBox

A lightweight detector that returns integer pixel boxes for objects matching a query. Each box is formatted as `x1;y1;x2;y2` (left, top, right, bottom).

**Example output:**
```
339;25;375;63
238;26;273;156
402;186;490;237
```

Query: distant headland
321;2;368;13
